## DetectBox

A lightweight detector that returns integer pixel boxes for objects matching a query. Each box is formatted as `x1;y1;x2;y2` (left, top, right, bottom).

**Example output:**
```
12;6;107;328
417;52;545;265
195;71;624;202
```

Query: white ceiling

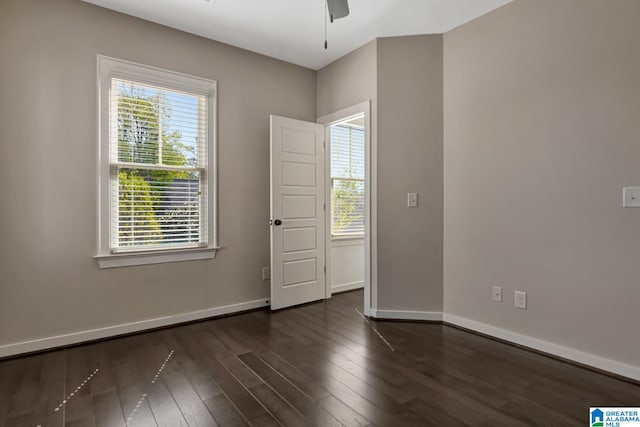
82;0;512;70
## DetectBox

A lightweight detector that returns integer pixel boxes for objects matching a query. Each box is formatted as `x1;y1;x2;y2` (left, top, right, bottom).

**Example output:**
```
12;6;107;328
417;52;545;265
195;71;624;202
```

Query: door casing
317;101;375;316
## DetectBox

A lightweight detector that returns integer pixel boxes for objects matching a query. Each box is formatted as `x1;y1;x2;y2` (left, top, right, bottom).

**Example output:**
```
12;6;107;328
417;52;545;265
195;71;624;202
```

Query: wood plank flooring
1;290;638;426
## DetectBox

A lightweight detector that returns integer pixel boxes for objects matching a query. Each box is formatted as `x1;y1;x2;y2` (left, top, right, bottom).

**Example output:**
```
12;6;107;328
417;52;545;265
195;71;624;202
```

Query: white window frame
95;55;218;268
329;120;366;239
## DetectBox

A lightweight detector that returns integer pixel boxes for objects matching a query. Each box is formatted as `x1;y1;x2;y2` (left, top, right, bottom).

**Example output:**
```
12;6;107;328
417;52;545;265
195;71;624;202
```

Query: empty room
1;0;639;425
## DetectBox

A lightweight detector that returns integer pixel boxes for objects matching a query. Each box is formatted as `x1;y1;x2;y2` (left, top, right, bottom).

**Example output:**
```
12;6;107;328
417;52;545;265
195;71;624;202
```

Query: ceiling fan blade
326;0;349;21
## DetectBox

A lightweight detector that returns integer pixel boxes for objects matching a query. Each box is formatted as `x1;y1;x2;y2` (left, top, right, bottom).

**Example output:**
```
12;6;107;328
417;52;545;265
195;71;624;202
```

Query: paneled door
270;115;325;310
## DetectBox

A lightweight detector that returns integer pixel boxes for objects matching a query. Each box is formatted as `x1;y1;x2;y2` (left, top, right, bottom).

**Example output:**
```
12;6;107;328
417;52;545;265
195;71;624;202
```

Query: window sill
95;246;220;269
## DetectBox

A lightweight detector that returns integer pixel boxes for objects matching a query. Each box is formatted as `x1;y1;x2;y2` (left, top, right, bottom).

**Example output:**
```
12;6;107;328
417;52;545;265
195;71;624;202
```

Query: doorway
269;101;373;314
325;115;365;296
318;101;373;315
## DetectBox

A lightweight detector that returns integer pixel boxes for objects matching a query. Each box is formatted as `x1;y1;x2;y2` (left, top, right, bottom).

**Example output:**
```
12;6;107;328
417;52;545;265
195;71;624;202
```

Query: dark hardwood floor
1;290;638;426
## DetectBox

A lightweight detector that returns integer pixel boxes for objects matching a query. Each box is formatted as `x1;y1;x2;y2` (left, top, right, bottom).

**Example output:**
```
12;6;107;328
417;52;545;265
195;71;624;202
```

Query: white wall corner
442;313;640;382
370;309;443;321
0;298;269;358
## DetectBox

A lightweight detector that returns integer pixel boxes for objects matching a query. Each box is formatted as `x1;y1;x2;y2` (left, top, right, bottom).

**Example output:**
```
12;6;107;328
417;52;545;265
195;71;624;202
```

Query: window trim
95;55;218;268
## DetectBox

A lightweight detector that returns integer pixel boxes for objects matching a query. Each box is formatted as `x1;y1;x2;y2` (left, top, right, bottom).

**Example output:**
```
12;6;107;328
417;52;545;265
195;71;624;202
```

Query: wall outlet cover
408;192;418;207
515;291;527;309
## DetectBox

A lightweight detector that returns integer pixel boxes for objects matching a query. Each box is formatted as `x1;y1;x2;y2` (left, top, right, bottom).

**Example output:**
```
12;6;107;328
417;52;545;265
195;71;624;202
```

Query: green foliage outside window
332;179;364;235
118;170;161;244
116;85;199;246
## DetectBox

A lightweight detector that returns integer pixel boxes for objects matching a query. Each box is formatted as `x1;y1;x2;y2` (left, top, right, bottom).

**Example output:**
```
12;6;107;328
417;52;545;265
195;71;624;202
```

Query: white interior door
270;115;326;310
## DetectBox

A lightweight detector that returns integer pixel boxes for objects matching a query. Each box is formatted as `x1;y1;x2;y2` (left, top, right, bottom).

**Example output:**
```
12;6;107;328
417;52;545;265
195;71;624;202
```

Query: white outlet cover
407;192;418;207
515;291;527;309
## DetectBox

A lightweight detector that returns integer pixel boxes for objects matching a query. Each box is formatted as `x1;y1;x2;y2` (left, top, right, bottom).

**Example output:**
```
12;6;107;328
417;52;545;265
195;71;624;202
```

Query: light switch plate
408;192;418;207
623;187;640;207
492;286;503;302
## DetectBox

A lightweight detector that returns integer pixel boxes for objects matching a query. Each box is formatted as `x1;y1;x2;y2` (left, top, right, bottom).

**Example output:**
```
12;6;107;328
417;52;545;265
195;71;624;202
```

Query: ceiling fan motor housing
327;0;349;21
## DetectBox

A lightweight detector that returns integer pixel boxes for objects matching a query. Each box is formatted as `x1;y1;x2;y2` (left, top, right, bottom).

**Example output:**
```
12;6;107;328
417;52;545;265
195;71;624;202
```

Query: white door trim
317;101;375;316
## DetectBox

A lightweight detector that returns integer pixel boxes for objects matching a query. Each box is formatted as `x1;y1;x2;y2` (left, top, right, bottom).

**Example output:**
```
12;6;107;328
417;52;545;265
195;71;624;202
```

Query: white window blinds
330;124;365;236
109;78;208;252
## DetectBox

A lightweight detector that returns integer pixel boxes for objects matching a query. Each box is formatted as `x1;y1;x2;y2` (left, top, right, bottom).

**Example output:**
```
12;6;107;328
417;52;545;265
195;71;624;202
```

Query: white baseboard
443;313;640;382
0;298;270;358
2;298;637;382
370;309;443;321
331;281;364;294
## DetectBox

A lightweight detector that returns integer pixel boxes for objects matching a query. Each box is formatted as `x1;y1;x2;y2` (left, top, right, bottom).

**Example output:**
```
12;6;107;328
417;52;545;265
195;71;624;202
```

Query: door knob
274;219;282;226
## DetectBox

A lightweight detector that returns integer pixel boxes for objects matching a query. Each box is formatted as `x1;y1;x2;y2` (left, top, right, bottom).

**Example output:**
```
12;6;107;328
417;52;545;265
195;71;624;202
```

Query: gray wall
316;40;377;120
377;35;443;312
0;0;316;347
317;36;444;313
444;0;640;366
4;0;636;370
317;40;379;306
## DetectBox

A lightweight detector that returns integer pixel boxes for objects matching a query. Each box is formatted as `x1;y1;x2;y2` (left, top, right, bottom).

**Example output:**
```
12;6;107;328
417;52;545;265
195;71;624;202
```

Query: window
330;119;365;236
96;56;217;268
